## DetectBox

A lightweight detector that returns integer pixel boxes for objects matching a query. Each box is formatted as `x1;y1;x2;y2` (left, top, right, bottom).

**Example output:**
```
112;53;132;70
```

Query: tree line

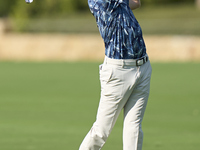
0;0;194;18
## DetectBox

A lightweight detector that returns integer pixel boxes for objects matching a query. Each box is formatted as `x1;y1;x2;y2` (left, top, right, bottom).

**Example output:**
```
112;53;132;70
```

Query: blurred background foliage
0;0;195;17
0;0;200;34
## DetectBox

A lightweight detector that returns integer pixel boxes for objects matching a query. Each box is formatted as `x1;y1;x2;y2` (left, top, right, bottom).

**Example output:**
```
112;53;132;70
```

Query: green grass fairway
0;62;200;150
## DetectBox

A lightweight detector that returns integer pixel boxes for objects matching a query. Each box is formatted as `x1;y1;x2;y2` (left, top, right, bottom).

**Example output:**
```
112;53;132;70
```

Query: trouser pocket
99;63;113;83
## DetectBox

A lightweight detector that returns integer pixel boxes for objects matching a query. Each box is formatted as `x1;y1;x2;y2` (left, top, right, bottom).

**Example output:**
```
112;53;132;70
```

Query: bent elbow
134;1;141;9
129;0;141;10
137;1;141;8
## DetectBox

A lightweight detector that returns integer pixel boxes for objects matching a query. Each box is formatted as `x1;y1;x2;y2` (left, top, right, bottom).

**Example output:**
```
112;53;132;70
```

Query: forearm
129;0;141;10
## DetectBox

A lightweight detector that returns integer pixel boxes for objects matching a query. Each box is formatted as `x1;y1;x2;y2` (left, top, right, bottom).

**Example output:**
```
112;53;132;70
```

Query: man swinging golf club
79;0;152;150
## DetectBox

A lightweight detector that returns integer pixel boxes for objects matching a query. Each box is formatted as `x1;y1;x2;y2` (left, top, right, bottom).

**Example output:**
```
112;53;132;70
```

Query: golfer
79;0;152;149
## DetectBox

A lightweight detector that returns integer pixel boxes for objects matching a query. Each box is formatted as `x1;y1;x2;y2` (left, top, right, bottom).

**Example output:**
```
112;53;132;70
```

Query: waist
104;54;149;66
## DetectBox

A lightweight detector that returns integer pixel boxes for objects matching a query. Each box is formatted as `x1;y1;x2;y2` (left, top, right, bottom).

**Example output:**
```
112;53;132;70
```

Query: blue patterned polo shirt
88;0;146;59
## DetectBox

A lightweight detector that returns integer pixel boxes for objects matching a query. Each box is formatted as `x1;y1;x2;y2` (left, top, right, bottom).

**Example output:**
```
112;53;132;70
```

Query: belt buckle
136;58;144;66
136;56;148;66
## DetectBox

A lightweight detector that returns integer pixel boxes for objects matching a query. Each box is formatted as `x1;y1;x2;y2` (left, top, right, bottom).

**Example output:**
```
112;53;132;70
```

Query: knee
90;123;109;141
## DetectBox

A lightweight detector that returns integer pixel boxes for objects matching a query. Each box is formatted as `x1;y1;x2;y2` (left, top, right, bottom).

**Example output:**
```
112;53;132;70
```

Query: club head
25;0;33;4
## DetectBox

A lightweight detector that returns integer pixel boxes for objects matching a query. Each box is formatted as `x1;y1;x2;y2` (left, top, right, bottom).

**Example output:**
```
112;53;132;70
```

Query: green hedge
0;0;195;18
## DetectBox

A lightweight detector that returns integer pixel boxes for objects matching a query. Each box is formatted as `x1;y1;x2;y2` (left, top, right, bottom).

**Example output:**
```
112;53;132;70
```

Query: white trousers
79;56;152;150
